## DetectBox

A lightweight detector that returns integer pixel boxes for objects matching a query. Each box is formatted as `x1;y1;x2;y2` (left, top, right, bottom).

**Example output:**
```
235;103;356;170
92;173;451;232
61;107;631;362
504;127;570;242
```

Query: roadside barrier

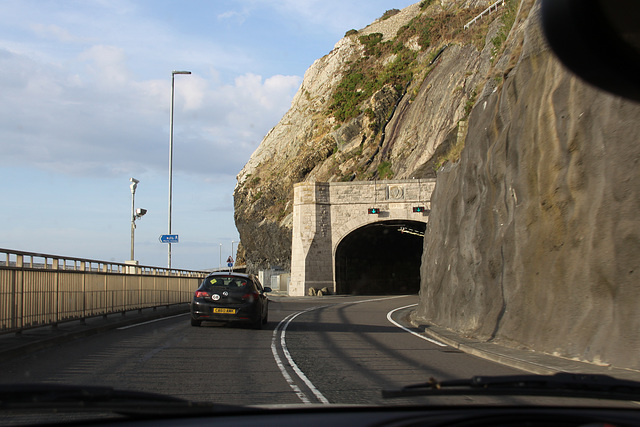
0;249;206;334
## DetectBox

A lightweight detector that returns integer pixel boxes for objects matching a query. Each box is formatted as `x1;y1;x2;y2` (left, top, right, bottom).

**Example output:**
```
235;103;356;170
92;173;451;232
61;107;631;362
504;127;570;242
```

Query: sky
0;0;417;271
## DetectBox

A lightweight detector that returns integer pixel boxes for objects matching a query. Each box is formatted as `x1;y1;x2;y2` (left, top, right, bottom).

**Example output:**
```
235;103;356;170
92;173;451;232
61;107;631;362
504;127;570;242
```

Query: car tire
262;310;268;325
191;317;201;327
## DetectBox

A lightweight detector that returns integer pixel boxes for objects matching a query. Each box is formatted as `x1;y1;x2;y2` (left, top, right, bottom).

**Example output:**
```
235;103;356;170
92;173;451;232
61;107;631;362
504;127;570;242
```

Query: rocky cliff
235;0;503;270
234;0;640;370
413;3;640;370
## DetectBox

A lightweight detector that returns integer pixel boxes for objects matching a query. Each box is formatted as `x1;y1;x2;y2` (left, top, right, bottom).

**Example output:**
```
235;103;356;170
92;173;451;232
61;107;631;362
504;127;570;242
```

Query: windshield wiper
382;373;640;402
0;384;244;417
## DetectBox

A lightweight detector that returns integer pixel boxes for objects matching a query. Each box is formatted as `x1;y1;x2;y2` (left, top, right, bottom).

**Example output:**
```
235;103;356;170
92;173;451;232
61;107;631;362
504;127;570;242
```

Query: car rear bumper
190;301;260;323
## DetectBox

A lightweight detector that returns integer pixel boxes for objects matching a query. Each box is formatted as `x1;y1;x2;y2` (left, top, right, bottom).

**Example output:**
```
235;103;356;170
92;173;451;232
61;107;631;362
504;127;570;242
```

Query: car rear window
203;276;249;289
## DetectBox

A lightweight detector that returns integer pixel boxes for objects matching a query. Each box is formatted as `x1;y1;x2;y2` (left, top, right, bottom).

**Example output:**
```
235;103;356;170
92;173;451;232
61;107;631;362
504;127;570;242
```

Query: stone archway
289;179;435;296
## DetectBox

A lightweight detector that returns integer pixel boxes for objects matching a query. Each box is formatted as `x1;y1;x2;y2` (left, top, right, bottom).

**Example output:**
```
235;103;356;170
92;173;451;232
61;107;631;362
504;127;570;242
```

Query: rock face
235;0;640;370
414;4;640;370
235;0;497;270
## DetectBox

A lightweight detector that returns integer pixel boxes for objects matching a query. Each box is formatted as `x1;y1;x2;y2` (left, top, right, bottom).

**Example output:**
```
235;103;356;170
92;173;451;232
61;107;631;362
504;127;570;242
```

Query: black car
190;272;271;329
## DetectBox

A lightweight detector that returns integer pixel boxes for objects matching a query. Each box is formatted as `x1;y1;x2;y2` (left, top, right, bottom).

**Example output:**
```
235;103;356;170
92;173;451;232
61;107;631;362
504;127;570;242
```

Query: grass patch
491;0;519;58
329;33;416;123
419;0;435;10
330;6;491;125
434;122;467;170
381;9;400;20
251;191;263;202
464;87;478;117
377;161;394;179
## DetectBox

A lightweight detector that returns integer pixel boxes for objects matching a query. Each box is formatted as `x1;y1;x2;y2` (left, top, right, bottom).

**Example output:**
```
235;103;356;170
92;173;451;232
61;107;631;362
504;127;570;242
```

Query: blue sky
0;0;417;270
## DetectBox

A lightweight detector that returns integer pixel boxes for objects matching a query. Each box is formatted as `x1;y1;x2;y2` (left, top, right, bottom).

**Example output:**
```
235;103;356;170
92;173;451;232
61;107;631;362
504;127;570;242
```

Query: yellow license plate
213;308;236;314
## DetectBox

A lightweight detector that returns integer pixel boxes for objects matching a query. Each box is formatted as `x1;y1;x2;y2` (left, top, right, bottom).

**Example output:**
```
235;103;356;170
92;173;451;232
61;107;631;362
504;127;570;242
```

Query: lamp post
129;178;147;261
130;178;139;260
167;70;191;268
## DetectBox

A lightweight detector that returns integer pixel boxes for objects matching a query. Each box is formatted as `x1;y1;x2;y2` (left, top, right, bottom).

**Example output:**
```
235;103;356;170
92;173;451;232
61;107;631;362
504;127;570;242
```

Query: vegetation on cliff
330;3;501;126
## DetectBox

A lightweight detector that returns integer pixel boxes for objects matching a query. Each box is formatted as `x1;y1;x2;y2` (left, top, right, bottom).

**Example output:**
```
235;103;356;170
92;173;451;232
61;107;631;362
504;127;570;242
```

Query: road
1;295;529;406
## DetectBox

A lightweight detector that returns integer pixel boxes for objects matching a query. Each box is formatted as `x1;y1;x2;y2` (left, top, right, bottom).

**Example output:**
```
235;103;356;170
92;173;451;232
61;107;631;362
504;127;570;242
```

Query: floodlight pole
130;178;139;261
168;70;191;268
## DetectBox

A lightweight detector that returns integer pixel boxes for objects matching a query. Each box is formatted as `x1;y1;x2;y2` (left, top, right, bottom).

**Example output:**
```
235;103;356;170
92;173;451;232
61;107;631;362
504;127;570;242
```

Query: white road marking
116;312;189;330
278;308;331;404
271;312;314;404
272;295;411;404
386;303;447;347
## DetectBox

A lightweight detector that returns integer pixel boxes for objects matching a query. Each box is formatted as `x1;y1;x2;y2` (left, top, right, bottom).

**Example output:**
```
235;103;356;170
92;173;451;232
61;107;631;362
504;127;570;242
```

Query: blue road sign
159;234;179;243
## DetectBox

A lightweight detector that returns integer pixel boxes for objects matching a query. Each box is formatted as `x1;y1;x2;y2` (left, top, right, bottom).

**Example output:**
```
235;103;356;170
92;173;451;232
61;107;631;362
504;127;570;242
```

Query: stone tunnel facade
290;179;436;296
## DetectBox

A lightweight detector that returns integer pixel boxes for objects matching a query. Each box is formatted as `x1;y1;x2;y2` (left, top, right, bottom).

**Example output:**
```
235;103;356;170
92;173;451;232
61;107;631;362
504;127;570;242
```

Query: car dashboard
89;405;640;427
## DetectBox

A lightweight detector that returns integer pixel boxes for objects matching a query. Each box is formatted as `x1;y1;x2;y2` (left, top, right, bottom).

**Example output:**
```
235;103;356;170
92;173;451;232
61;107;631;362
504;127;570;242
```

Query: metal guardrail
0;248;207;334
464;0;506;30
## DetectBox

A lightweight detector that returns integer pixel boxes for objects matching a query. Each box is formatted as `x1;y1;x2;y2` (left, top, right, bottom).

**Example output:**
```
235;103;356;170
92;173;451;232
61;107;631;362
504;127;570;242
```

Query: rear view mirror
541;0;640;101
263;287;273;293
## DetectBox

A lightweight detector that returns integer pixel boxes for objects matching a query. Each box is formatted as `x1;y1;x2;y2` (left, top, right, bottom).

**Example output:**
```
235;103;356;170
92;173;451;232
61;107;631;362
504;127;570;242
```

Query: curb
416;324;557;375
407;311;640;381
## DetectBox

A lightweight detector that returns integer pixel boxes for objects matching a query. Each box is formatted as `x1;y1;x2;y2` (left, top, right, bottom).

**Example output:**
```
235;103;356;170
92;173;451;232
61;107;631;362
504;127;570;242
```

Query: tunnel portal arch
335;220;426;295
289;179;435;296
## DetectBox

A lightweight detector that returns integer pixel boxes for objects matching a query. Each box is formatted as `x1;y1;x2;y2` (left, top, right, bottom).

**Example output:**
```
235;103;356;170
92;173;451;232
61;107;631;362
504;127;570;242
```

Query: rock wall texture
414;4;640;370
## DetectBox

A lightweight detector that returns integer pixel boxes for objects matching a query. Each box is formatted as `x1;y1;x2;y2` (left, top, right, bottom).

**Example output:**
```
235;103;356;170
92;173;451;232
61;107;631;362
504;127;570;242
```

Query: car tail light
195;291;210;298
242;291;259;302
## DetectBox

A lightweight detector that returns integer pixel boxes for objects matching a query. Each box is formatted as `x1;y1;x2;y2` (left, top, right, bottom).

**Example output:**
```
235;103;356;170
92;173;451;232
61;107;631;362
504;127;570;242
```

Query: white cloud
179;75;208;111
30;23;84;44
0;39;300;180
217;7;250;23
78;45;131;86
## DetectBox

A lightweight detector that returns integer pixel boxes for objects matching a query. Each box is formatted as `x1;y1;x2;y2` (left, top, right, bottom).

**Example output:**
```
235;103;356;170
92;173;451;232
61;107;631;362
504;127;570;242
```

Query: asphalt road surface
1;295;531;406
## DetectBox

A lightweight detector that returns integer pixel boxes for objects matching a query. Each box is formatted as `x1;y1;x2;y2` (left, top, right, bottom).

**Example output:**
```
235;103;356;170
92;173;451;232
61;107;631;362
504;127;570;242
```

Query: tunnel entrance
335;220;426;295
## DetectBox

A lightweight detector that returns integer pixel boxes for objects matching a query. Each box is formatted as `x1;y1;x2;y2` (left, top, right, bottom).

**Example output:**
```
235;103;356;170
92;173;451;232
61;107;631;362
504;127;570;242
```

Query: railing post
16;255;24;333
153;272;158;311
53;258;59;328
138;272;142;313
80;261;86;322
104;269;109;319
10;269;18;333
121;272;126;316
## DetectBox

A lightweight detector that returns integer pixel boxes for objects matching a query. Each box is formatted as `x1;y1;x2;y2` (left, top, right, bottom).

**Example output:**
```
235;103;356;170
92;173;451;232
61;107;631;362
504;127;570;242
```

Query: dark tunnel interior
334;220;426;295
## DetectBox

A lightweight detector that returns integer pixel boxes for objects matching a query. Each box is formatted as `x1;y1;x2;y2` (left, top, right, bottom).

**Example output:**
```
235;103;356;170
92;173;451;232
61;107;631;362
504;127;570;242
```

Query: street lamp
129;178;147;261
167;70;191;268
